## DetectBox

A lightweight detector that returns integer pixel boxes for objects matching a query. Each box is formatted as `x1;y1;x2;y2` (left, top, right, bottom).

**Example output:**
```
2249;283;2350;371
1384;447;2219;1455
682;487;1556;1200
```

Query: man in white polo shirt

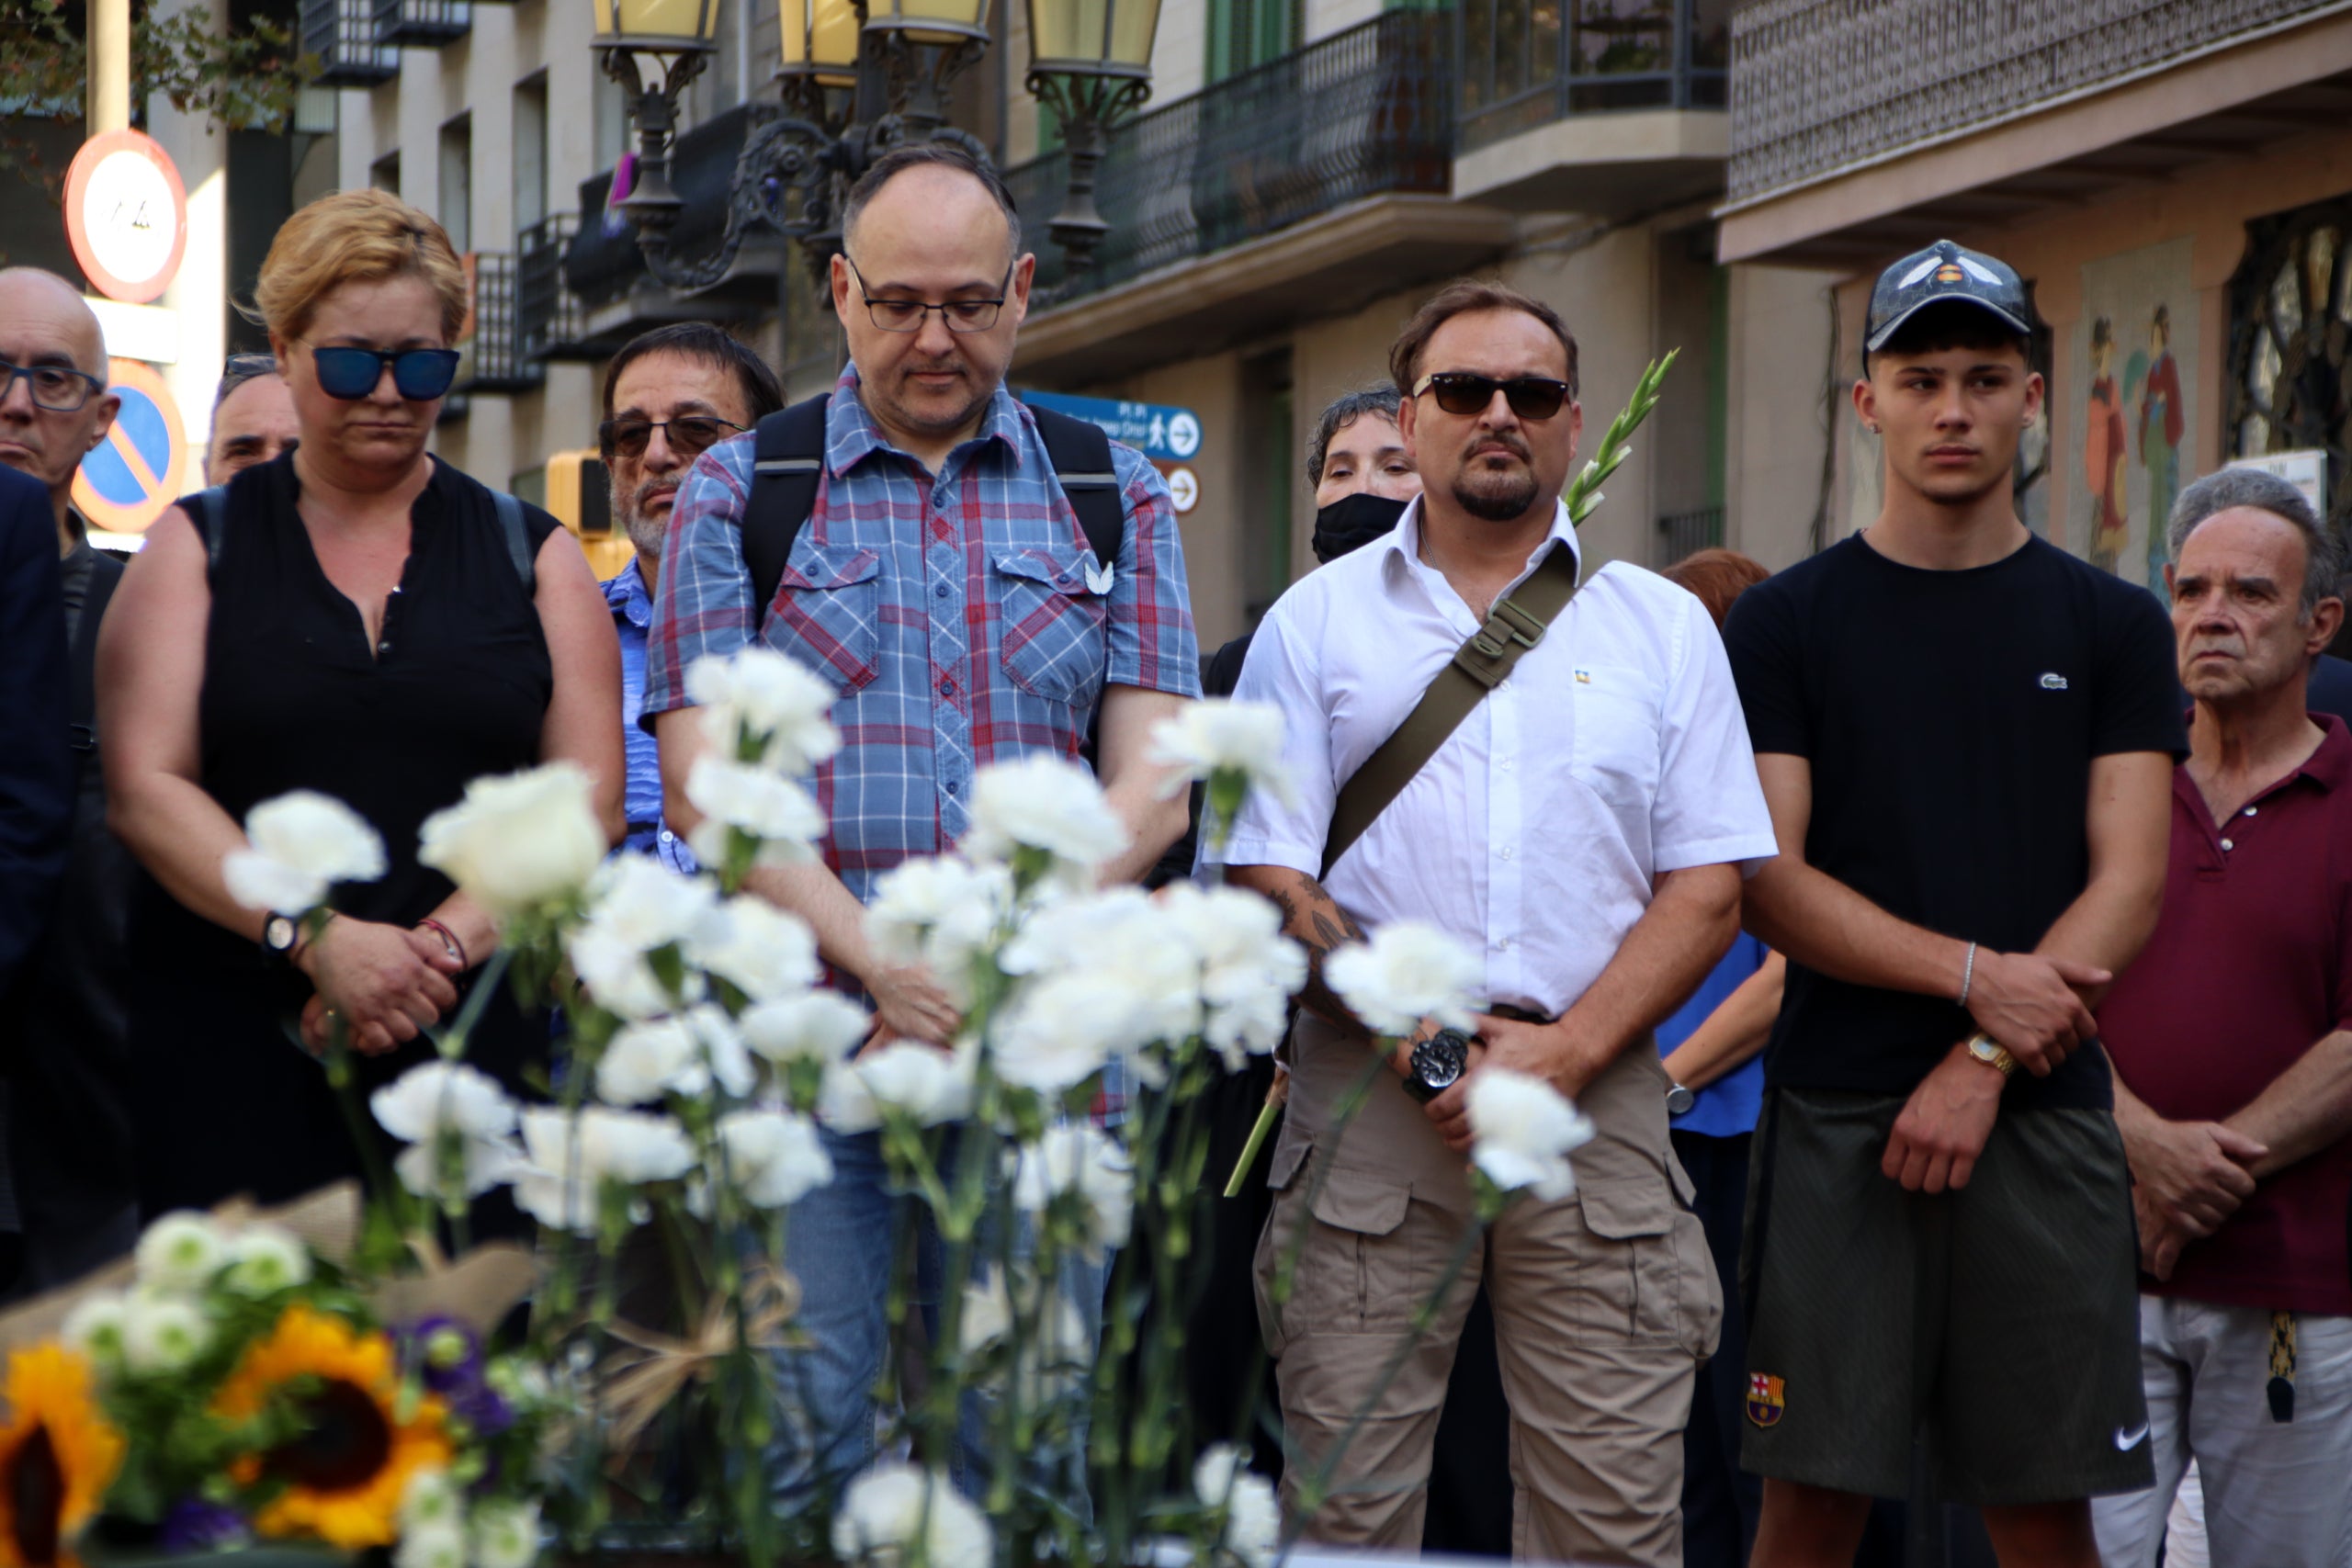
1208;278;1779;1567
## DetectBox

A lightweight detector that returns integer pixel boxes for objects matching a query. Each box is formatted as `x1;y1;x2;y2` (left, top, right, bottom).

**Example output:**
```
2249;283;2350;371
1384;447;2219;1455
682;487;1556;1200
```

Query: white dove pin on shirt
1083;558;1116;595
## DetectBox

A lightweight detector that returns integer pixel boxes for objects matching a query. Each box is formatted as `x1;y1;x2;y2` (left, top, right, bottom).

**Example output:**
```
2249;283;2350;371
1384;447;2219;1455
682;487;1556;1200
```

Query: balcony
1453;0;1728;213
1720;0;2352;264
561;105;786;349
300;0;398;85
456;254;542;394
518;215;595;362
371;0;469;46
1009;10;1514;386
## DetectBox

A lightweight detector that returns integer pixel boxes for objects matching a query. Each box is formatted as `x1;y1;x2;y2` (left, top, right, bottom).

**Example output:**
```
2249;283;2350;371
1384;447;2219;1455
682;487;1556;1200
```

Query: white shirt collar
1382;495;1586;622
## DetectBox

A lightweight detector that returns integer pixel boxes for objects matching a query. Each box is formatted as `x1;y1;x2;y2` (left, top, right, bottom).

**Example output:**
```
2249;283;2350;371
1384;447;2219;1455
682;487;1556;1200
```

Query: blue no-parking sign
73;357;189;536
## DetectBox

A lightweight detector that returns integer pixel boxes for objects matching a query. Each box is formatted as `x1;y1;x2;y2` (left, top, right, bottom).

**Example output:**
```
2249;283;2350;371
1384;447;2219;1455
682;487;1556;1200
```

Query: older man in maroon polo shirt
2093;466;2352;1567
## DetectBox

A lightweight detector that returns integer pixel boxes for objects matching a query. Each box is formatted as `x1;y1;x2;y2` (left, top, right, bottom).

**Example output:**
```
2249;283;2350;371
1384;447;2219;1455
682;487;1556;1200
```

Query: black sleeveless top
126;451;560;1218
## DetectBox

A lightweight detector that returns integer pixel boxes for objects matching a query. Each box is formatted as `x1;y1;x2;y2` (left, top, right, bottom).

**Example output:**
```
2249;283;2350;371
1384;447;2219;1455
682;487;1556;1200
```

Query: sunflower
215;1305;451;1549
0;1345;125;1568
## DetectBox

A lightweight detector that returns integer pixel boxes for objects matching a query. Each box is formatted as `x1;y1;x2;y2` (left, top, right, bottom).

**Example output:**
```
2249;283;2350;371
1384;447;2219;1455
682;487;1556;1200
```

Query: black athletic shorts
1737;1087;2154;1506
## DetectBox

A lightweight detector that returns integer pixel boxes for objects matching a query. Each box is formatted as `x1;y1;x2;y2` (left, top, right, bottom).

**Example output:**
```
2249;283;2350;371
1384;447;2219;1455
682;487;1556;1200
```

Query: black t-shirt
1723;533;2187;1110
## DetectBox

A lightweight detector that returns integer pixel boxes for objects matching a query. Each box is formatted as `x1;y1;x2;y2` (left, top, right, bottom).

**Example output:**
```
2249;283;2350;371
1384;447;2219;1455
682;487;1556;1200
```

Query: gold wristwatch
1964;1033;2018;1078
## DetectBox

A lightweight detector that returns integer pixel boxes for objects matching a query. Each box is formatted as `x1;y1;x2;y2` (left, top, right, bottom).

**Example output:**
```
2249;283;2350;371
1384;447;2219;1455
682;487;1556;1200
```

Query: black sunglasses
1413;371;1571;422
598;414;748;462
307;344;462;401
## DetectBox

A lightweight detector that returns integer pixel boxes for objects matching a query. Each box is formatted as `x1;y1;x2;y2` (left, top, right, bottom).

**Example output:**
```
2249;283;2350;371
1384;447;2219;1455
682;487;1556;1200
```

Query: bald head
0;268;119;533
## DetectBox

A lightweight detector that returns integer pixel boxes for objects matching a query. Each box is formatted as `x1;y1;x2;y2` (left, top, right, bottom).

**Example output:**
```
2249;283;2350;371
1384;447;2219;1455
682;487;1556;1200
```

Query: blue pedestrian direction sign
73;357;189;536
1019;389;1203;463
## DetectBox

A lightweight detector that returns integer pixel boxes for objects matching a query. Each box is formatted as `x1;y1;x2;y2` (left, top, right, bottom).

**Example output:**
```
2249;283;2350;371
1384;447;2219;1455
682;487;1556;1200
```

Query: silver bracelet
1957;941;1978;1009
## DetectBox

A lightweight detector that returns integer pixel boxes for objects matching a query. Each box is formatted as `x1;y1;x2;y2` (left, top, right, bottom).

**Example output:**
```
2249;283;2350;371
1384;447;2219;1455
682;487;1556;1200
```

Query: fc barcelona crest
1747;1372;1786;1428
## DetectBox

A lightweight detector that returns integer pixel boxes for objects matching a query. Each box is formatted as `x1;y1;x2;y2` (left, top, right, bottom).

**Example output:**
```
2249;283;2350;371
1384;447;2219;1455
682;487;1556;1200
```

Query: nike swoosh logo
2113;1423;2151;1450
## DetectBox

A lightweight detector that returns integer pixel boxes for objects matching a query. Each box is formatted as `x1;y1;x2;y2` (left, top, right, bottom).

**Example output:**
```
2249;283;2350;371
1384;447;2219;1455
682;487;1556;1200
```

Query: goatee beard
1453;472;1540;522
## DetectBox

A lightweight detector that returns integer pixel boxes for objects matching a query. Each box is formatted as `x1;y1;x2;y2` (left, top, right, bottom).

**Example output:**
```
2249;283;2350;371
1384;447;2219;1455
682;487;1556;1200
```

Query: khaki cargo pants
1254;1014;1720;1566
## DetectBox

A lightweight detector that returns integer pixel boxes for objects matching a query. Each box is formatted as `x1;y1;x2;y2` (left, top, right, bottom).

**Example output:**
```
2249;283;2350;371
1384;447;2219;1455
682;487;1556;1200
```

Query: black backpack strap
180;486;230;575
744;395;832;626
492;490;535;595
68;553;123;776
1028;405;1125;570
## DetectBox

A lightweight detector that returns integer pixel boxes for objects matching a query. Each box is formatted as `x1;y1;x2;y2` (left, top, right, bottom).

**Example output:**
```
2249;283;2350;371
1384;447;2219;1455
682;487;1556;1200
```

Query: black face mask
1312;491;1408;564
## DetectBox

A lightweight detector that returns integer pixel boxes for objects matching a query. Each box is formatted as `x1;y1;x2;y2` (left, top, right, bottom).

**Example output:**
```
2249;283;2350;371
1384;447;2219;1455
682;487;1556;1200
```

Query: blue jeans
773;1123;1108;1500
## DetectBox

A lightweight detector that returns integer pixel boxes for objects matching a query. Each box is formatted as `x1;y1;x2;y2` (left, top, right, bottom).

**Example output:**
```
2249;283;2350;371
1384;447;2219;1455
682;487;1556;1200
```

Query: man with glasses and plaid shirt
643;143;1199;1494
596;323;785;873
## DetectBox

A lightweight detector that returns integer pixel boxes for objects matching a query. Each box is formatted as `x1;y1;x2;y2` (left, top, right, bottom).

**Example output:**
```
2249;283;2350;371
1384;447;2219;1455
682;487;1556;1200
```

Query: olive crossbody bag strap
1317;540;1581;880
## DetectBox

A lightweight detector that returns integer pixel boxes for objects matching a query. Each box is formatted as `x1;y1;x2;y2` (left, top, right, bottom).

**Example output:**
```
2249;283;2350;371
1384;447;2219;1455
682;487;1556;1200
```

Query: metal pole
88;0;132;134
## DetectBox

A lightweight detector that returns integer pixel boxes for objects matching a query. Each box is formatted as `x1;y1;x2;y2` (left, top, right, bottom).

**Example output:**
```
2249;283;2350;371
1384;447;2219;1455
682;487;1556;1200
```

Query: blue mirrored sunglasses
308;344;461;401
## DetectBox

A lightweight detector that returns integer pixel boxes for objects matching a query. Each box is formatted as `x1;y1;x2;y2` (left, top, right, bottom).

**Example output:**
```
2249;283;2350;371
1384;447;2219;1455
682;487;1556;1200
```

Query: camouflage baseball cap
1864;240;2033;362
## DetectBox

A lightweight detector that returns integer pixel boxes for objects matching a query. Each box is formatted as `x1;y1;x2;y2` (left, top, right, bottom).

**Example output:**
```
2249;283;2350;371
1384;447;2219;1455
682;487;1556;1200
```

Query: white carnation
686;895;820;1002
685;758;823;869
122;1292;211;1374
988;969;1137;1095
741;992;869;1066
1012;1124;1132;1261
1324;921;1481;1036
961;755;1129;883
831;1461;991;1568
1194;1444;1281;1568
221;1223;311;1296
134;1211;224;1292
418;762;607;919
372;1062;526;1201
686;646;842;774
1148;700;1295;805
581;853;717;953
393;1524;468;1568
855;1043;974;1127
865;856;1011;1005
514;1106;695;1231
61;1294;129;1363
815;1061;882;1134
597;1014;705;1106
469;1498;542;1568
567;923;698;1022
400;1468;463;1534
223;790;388;915
1163;885;1307;1067
715;1109;833;1208
1465;1068;1595;1202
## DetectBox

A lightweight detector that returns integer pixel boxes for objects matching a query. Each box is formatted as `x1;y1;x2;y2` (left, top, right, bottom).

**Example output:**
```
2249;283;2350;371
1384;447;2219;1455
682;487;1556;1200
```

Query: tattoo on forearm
1271;875;1367;1030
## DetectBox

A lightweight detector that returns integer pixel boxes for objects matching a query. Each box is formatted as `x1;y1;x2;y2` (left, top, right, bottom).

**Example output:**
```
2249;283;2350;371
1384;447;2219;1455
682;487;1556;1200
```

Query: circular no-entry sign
73;359;190;536
64;130;189;304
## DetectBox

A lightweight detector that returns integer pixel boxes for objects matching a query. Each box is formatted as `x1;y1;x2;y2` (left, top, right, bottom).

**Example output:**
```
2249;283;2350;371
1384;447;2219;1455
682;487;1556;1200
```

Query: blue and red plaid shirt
644;367;1200;1114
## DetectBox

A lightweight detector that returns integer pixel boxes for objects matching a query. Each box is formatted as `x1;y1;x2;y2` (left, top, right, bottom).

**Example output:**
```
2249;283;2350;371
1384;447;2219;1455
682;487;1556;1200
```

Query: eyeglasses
598;414;748;462
846;257;1011;334
306;344;462;401
1412;372;1572;422
0;358;105;413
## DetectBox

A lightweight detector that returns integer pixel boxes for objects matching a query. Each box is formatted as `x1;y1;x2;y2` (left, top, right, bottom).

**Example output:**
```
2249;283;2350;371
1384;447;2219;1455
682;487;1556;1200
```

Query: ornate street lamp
1023;0;1161;278
596;0;1147;294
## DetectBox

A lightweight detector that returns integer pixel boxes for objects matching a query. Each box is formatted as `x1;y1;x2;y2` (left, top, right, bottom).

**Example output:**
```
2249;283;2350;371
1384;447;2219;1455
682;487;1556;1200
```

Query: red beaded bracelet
418;916;467;970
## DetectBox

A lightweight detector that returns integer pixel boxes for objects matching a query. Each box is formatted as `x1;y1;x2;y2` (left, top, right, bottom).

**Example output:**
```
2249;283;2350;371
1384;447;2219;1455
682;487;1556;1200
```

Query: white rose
715;1109;833;1208
740;992;869;1066
222;790;388;914
1148;699;1295;806
686;647;841;774
686;896;820;1002
1194;1444;1280;1568
134;1211;224;1292
123;1293;211;1374
684;759;823;869
61;1293;129;1364
469;1498;543;1568
221;1223;311;1296
855;1043;974;1127
1323;921;1481;1036
1465;1068;1595;1202
961;755;1129;882
830;1461;991;1568
1012;1124;1132;1261
417;762;606;919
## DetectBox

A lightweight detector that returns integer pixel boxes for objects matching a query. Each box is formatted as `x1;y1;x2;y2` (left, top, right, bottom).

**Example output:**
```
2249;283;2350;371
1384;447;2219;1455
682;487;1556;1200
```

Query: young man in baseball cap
1721;239;2185;1566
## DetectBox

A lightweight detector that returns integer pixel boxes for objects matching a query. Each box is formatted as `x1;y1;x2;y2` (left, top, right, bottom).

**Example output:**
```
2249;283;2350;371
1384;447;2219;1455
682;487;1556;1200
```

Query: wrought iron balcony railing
519;215;595;361
300;0;398;85
1003;9;1453;302
457;254;542;393
1458;0;1728;155
1729;0;2339;205
371;0;469;46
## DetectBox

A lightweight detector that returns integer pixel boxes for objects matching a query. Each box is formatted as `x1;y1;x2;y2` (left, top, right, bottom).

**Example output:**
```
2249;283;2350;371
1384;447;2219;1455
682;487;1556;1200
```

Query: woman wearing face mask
101;189;624;1220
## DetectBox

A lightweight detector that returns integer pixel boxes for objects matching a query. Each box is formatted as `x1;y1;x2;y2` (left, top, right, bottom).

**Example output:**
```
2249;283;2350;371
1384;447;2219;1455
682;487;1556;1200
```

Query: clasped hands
1396;1012;1605;1156
296;919;464;1056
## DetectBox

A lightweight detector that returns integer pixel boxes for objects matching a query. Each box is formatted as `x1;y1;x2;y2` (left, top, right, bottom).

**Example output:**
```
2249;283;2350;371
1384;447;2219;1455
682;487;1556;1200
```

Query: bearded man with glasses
595;323;784;873
1206;278;1776;1565
642;141;1200;1496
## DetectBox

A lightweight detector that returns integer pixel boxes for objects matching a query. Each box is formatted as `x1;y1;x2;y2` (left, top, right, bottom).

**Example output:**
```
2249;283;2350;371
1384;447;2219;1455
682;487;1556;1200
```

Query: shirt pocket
769;544;882;698
996;547;1110;706
1566;661;1665;808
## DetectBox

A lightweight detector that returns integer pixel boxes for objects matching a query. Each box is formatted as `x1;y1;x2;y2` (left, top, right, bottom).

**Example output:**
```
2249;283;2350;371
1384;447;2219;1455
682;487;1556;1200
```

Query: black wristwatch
261;913;300;972
1403;1027;1474;1103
